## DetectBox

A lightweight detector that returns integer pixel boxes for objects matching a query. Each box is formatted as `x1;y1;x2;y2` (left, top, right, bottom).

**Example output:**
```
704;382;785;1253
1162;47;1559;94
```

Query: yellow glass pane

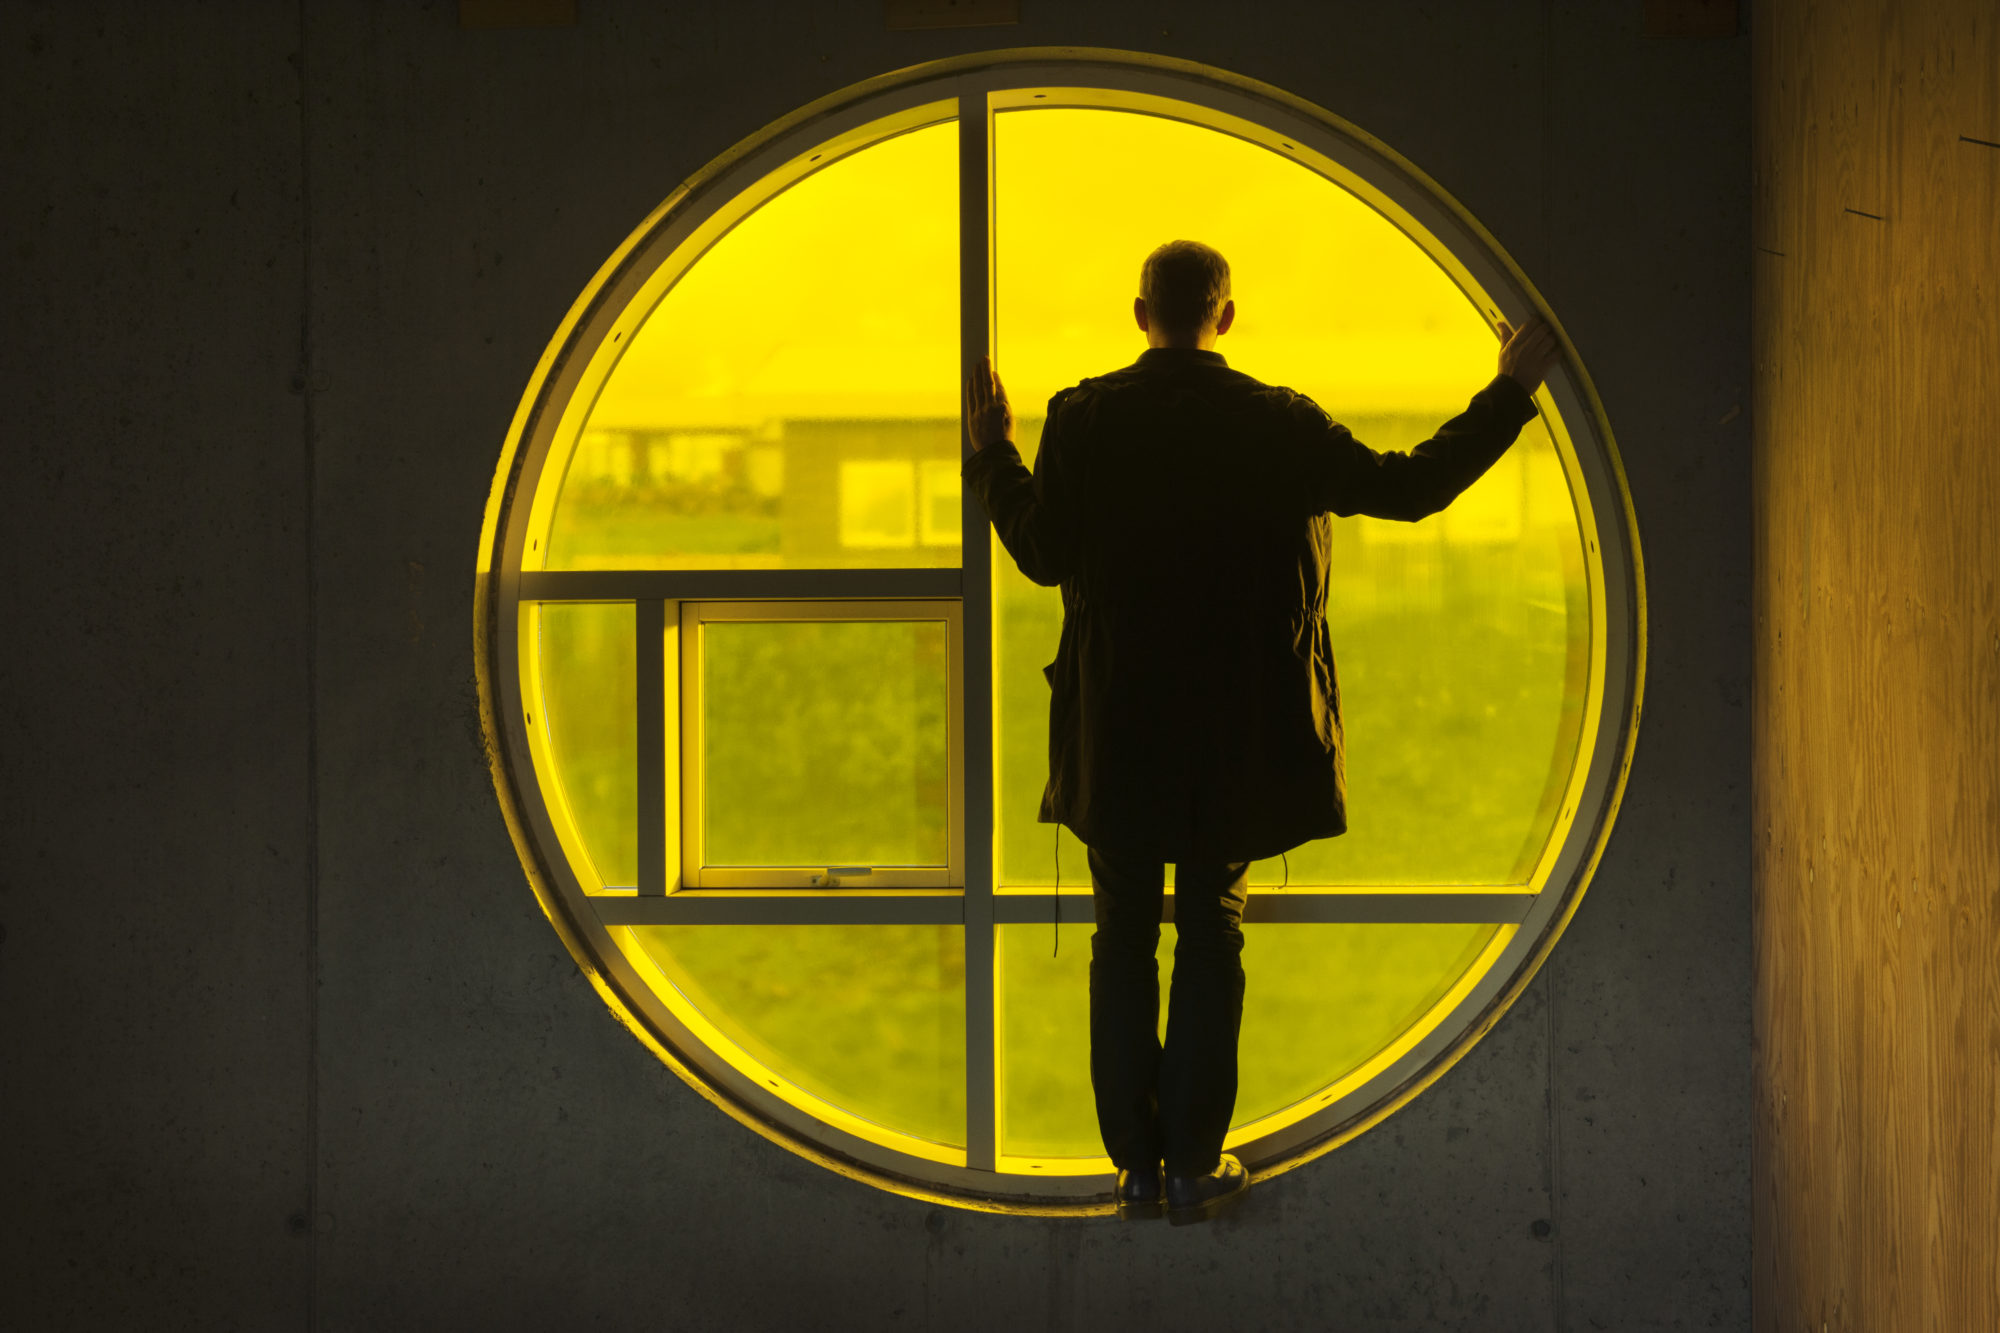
635;925;965;1147
997;921;1119;1158
537;603;637;888
549;119;961;569
993;107;1587;885
998;920;1496;1159
1297;421;1587;883
701;619;949;867
995;576;1091;887
1234;922;1498;1121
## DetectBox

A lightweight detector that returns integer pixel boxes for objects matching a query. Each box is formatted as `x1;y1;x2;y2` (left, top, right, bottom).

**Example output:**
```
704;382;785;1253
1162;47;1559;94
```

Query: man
962;240;1561;1226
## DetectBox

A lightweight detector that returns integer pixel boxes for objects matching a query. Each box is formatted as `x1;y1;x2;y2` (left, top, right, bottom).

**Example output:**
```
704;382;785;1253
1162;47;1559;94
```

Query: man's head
1135;240;1235;349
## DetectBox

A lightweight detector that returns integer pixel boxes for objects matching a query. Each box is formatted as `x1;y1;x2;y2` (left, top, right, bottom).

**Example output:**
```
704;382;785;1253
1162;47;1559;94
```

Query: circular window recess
475;49;1644;1214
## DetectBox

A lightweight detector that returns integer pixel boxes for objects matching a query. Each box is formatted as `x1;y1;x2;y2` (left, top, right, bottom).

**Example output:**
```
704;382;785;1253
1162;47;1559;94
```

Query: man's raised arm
961;356;1077;587
1297;316;1563;522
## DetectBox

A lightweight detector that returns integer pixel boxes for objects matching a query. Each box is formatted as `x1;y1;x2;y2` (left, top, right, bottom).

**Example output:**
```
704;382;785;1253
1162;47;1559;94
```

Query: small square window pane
702;619;949;868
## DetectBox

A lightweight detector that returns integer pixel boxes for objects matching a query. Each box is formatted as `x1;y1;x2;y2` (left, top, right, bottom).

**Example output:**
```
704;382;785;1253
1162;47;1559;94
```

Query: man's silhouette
962;240;1561;1225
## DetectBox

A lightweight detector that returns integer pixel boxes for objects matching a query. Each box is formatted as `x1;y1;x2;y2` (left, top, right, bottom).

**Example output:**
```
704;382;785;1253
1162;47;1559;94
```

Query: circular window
476;50;1643;1212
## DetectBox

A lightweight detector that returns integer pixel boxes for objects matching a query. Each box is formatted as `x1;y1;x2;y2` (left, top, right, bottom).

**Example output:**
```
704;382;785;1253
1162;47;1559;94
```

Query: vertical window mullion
636;599;668;896
678;602;703;890
959;88;998;1173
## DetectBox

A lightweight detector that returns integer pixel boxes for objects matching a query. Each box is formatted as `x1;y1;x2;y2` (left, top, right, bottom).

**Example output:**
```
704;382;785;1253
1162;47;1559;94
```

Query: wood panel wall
1753;2;1999;1329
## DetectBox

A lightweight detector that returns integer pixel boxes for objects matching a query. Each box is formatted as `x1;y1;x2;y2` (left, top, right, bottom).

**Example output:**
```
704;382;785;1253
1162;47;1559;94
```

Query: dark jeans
1087;844;1250;1177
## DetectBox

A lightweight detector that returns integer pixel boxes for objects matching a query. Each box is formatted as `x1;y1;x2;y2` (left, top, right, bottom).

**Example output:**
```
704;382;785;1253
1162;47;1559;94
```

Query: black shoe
1164;1154;1249;1227
1114;1164;1164;1221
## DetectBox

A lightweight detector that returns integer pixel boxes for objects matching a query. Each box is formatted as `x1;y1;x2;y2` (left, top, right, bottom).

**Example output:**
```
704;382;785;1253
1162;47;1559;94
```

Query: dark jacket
963;346;1540;864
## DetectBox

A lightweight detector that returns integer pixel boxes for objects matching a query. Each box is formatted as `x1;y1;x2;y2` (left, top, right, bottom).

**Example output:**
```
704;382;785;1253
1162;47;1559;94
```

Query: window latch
811;866;874;887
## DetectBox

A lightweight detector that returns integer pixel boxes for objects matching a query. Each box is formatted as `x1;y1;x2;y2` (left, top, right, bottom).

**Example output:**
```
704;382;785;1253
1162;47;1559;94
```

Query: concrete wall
1752;2;1999;1329
1;3;1751;1328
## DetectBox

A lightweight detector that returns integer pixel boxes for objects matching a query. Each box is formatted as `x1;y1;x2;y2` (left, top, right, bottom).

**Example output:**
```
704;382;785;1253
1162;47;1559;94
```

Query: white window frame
679;599;965;889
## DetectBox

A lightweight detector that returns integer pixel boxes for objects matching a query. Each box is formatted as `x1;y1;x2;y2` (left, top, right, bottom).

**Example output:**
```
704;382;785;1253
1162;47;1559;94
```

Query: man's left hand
965;355;1013;452
1497;316;1561;392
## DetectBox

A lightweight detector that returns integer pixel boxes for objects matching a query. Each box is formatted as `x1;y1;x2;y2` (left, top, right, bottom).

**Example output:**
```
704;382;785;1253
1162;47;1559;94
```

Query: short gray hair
1139;240;1232;338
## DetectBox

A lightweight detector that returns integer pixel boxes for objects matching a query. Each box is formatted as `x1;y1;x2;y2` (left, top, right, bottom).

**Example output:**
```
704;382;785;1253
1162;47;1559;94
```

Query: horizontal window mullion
991;891;1537;925
594;891;1535;927
594;892;966;926
519;568;962;603
694;867;954;890
594;890;1533;927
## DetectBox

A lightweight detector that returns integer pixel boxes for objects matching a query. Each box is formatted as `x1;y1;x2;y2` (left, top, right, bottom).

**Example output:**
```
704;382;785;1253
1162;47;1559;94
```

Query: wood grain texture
1754;2;2000;1330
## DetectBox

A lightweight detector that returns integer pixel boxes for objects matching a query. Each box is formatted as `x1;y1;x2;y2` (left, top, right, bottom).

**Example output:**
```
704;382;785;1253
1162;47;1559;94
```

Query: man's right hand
1497;316;1561;392
964;355;1014;452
